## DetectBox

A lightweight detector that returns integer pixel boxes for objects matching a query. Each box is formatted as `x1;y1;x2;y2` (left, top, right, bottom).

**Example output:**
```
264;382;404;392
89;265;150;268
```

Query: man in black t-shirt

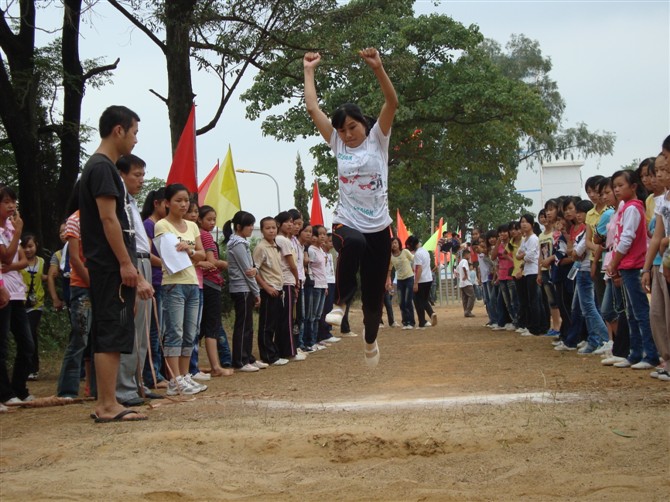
79;105;153;423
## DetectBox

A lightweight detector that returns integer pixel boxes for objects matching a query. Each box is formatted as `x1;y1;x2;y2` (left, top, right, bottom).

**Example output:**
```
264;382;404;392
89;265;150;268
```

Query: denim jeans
498;280;519;326
57;287;92;397
600;280;623;324
189;288;205;374
482;281;498;324
619;269;659;364
396;277;415;326
143;288;165;386
0;300;35;401
162;284;200;358
382;291;395;325
217;325;232;367
304;287;326;347
565;271;608;348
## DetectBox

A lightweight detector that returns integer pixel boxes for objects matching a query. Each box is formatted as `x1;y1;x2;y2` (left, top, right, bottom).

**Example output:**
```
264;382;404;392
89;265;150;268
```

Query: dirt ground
1;302;668;501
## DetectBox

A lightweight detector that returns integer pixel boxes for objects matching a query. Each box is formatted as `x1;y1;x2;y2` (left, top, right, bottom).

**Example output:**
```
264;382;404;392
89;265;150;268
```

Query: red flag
310;180;324;226
397;209;409;247
198;161;219;206
167;103;198;193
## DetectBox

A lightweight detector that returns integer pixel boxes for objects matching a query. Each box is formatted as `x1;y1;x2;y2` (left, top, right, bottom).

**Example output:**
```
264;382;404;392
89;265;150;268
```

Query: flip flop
94;409;148;423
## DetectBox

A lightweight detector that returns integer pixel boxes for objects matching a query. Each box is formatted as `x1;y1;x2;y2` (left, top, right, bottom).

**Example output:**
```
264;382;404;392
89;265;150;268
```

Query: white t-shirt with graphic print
329;122;393;233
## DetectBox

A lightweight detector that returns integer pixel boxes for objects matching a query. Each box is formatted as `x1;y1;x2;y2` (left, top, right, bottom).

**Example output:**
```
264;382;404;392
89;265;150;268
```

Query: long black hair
223;210;256;244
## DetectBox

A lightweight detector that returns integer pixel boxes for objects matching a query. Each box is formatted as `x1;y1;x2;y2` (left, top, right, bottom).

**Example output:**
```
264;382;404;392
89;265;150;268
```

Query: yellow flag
203;146;241;227
422;227;441;252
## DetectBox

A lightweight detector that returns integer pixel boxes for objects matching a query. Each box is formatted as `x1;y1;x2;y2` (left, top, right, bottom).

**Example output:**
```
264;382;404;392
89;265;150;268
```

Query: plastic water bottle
567;261;580;280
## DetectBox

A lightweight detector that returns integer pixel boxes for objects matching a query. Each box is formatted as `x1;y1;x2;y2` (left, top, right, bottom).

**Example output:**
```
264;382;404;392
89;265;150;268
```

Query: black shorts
88;267;136;354
201;285;222;340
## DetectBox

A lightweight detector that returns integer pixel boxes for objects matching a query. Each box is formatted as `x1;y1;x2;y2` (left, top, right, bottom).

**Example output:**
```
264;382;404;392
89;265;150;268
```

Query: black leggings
332;224;391;344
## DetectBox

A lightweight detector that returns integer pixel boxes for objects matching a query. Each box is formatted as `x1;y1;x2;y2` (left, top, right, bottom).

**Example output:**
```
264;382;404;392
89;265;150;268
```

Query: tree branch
107;0;167;55
82;57;120;81
149;88;168;104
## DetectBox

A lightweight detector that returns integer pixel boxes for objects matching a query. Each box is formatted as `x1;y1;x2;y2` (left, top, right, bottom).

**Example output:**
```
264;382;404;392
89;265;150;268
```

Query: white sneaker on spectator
239;363;259;372
272;358;289;366
340;331;358;337
504;323;516;331
423;322;432;328
324;336;341;343
3;397;22;405
593;341;613;355
630;361;654;370
613;359;632;368
290;353;307;362
184;373;208;392
601;355;627;366
577;340;587;349
391;322;402;328
192;371;211;381
492;325;505;331
252;360;269;369
520;329;532;336
554;342;576;351
379;323;385;329
515;327;527;333
22;395;35;402
402;325;414;330
325;307;344;326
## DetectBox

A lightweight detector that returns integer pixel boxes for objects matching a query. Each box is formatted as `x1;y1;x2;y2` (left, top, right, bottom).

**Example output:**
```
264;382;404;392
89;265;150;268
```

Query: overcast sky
36;0;670;224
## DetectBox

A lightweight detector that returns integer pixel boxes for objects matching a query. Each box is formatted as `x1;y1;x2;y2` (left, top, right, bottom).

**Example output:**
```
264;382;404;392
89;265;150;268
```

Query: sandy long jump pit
1;304;668;501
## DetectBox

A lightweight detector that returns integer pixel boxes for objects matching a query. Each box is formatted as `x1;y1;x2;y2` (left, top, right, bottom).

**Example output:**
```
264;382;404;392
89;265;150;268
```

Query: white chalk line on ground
254;392;582;411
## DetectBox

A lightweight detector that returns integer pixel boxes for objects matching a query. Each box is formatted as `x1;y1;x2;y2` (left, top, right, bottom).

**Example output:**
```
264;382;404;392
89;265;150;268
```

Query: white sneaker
296;347;309;355
631;361;654;370
0;403;7;413
379;323;385;329
520;329;532;336
272;358;289;366
167;376;199;396
239;363;259;372
423;321;432;328
504;323;516;331
325;308;344;326
492;325;506;331
340;331;358;337
554;342;576;351
310;343;327;351
252;360;269;369
323;336;341;343
184;373;208;392
577;340;587;349
22;395;35;402
515;327;527;333
290;353;307;362
4;397;22;405
364;340;380;368
402;325;414;330
593;340;613;355
613;359;632;368
192;371;211;381
602;355;627;366
391;322;402;328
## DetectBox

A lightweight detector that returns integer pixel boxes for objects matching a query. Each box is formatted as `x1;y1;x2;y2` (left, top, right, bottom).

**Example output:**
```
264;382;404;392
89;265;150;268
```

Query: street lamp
235;169;281;214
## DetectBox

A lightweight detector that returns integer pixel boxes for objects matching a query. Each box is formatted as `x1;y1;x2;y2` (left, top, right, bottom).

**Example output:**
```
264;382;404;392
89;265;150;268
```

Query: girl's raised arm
359;48;398;136
304;52;334;143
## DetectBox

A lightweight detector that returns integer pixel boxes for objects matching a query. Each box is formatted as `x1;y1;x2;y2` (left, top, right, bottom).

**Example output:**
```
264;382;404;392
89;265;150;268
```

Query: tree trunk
0;0;43;245
57;0;84;229
164;0;196;153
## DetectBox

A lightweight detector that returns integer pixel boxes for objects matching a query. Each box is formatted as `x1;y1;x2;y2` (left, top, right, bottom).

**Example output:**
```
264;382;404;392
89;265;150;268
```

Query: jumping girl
303;47;398;367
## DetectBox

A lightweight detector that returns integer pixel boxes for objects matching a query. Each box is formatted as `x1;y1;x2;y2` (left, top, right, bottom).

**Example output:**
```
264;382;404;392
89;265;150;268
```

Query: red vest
615;199;646;270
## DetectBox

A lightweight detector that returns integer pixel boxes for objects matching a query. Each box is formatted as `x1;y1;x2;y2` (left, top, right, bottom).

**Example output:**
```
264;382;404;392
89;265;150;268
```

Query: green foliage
293;153;310;221
136;176;166;210
241;0;614;232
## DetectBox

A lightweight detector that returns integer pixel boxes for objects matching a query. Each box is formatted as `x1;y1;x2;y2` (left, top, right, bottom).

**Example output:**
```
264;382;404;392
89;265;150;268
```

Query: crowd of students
453;135;670;383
